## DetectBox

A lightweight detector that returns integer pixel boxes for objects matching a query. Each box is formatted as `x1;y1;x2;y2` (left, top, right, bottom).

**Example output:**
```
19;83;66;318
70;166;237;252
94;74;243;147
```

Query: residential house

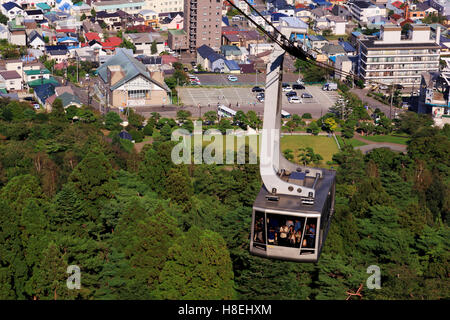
24;68;50;83
320;43;346;57
28;30;45;50
332;55;352;81
139;10;159;28
34;82;57;105
97;48;170;108
125;33;164;56
307;35;329;50
221;45;244;63
1;2;24;21
36;3;52;13
0;70;22;91
0;59;23;80
279;16;308;41
197;45;227;72
69;2;91;18
167;29;188;51
46;45;69;63
325;16;347;35
429;0;450;16
159;12;183;30
46;86;82;110
248;43;274;55
24;9;44;21
349;1;386;24
338;40;357;56
8;17;27;46
0;24;8;40
418;71;450;127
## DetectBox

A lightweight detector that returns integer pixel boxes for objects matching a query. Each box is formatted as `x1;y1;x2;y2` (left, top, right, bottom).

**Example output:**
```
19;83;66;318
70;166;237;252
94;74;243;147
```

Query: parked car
379;85;388;90
33;104;40;110
296;79;304;85
228;75;238;81
288;96;302;103
301;92;313;98
257;95;265;102
292;84;305;90
282;86;293;92
285;91;297;97
252;86;264;92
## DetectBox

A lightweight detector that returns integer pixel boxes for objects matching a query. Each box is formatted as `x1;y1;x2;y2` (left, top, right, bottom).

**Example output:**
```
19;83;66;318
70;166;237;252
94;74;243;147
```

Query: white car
379;85;388;90
296;79;304;85
282;86;293;92
227;75;238;81
288;96;302;103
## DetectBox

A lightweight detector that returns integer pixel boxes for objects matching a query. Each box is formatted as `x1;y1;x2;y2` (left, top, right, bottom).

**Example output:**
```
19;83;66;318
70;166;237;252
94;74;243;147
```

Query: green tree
297;147;323;166
68;150;117;203
156;227;235;299
105;111;122;131
203;111;217;124
151;40;158;55
307;121;320;135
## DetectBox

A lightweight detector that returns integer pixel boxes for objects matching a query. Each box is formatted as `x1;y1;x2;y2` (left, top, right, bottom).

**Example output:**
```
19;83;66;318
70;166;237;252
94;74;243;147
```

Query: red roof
391;1;404;9
85;32;100;42
392;14;402;20
56;28;76;33
101;37;122;48
295;3;306;8
126;25;155;33
161;55;178;65
400;18;413;26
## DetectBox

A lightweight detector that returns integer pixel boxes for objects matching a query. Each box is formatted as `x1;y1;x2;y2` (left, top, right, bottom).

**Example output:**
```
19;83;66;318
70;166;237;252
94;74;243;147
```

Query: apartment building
349;1;386;24
418;71;450;127
358;24;441;87
145;0;184;13
92;0;147;15
184;0;222;52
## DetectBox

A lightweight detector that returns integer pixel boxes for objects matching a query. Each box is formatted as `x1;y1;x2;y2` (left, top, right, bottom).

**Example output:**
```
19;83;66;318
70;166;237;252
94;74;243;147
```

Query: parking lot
178;84;339;119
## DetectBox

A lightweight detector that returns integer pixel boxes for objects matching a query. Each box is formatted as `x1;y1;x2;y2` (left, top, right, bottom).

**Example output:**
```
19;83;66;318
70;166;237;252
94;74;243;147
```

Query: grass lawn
363;135;409;145
280;135;339;168
336;136;367;148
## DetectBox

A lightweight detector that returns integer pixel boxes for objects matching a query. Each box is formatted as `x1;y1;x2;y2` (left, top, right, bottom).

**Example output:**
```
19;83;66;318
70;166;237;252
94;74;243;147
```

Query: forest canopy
0;98;448;300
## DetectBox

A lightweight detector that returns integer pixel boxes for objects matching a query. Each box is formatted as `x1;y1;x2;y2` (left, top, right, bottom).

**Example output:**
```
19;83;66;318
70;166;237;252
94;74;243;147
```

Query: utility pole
390;84;394;119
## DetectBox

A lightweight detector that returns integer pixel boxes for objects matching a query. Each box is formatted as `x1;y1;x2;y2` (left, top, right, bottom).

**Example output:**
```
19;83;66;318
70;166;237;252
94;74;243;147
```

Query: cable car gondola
248;37;336;263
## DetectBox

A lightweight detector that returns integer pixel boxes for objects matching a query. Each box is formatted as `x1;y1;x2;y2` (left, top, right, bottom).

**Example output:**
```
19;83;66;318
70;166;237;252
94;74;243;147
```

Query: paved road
350;88;404;119
353;133;407;154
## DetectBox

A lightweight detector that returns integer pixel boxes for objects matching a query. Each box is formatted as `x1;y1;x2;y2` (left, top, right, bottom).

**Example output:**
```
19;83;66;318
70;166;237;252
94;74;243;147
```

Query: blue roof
57;37;78;43
34;83;57;103
222;16;229;26
279;16;308;29
271;12;288;22
197;45;224;63
119;131;133;141
339;41;356;53
224;60;240;71
329;56;336;63
2;2;22;11
59;3;71;11
308;34;326;41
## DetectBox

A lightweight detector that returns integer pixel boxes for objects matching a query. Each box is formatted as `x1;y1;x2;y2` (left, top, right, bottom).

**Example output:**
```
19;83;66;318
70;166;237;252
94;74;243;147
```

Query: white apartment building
92;0;147;15
358;24;441;87
142;0;184;14
349;1;386;24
